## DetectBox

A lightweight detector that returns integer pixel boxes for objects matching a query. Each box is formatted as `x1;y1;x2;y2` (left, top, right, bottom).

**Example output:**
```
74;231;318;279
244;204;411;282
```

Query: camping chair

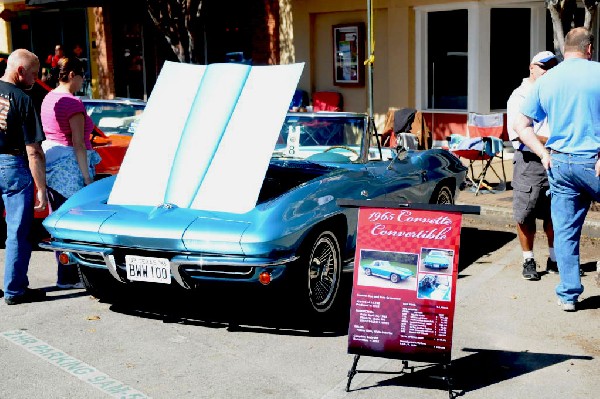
449;112;506;196
380;107;431;149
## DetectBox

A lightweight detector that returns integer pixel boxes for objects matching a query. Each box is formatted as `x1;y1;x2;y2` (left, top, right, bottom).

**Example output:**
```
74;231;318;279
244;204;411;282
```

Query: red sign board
347;207;462;364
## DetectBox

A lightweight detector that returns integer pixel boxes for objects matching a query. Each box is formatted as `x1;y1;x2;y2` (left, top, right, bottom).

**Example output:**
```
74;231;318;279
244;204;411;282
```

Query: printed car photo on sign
356;249;418;290
420;248;453;272
417;273;452;301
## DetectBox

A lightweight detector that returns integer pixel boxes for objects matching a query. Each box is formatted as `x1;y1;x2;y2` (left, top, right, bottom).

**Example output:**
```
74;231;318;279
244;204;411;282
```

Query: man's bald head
6;49;39;73
564;27;594;57
2;49;40;89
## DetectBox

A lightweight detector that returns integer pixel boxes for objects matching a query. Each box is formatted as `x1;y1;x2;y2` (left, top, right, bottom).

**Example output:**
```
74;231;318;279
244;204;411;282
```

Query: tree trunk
548;4;565;60
548;1;567;60
145;0;203;63
583;0;599;32
547;0;600;60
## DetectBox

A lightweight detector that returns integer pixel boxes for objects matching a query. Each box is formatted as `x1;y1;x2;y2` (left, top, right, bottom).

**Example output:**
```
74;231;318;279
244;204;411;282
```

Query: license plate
125;255;171;284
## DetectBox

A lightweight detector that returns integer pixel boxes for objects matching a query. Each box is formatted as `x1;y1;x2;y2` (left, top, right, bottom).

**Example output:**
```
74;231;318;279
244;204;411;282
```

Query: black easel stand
346;355;455;398
339;200;479;398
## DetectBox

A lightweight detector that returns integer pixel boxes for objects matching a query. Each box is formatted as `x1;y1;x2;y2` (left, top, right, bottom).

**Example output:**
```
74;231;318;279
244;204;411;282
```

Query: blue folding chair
449;134;506;195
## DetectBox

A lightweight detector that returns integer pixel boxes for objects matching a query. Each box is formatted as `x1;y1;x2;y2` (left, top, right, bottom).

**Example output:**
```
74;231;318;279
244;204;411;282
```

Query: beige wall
290;0;418;126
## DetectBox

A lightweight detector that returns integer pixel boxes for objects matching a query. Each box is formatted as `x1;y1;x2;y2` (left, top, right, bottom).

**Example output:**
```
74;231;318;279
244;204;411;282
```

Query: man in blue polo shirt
514;27;600;312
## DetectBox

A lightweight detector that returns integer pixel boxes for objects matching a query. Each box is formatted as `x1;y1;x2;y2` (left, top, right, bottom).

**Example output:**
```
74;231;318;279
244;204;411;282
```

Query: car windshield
273;113;368;163
84;101;146;136
428;251;446;257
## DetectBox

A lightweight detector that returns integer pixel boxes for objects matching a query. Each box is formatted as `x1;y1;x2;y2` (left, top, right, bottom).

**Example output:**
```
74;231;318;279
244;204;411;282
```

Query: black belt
518;150;542;161
0;148;24;156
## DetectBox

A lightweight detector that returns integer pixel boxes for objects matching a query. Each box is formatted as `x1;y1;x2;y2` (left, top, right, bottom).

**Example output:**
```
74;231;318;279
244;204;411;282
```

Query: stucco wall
290;0;420;127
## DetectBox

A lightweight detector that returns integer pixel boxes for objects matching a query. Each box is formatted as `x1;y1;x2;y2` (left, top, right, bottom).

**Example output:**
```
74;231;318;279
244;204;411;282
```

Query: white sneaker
557;298;576;312
56;282;85;290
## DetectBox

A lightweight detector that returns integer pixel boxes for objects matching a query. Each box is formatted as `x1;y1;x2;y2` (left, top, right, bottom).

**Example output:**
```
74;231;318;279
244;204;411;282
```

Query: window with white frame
427;9;468;110
490;8;531;111
417;2;553;114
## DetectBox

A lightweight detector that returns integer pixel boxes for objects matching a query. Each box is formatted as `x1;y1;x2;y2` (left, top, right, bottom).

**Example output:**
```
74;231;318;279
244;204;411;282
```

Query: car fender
43;176;116;236
239;168;376;258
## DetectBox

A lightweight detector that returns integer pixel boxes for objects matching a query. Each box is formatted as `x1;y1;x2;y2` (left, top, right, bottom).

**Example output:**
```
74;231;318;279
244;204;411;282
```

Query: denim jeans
548;153;600;304
0;154;34;298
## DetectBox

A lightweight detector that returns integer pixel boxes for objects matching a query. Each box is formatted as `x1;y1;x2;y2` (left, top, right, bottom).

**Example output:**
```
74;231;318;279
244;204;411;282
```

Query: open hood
108;61;304;214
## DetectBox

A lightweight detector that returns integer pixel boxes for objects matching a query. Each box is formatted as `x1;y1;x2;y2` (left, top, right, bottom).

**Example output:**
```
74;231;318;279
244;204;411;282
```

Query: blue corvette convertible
422;250;451;269
361;260;414;283
40;62;467;318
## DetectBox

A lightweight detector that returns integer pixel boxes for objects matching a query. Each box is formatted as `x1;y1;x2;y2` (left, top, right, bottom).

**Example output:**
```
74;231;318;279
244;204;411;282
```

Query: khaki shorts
512;150;551;224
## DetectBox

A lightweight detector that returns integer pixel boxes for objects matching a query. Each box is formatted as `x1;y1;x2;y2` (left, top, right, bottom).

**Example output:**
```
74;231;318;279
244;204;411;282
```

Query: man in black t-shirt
0;49;47;305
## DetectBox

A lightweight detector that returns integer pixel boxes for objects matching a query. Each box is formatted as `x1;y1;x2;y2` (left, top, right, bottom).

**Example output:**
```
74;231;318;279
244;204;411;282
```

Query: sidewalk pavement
454;152;600;238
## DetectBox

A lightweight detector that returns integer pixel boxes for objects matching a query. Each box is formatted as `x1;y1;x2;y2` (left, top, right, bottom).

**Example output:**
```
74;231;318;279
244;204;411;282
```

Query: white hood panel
108;61;304;214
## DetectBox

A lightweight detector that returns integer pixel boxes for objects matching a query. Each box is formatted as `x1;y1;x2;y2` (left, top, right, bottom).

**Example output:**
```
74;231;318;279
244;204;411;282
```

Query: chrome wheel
430;184;454;205
364;268;372;276
390;274;400;283
306;231;341;313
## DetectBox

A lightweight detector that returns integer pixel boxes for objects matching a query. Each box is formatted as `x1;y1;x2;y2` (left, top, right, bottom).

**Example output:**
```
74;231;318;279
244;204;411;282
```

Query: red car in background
82;97;146;178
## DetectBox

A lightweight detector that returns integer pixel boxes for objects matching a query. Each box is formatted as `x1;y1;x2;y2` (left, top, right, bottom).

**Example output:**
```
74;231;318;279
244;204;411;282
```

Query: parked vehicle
41;107;466;317
361;260;414;283
85;98;146;137
83;98;146;178
422;250;451;269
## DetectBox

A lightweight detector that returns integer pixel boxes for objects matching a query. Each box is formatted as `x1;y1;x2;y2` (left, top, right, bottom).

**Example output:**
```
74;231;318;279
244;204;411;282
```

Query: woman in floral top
41;57;100;289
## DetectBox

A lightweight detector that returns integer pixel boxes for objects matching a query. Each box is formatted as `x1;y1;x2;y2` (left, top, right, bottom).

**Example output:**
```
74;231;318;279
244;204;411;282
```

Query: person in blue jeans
0;49;48;305
514;27;600;312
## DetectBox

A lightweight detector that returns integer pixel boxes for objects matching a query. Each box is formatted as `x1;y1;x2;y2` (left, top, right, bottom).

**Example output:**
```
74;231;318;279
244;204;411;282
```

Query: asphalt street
0;213;599;398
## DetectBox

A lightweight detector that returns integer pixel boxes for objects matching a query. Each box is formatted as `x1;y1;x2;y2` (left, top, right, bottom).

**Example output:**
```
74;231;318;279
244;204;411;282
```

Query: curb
459;204;600;239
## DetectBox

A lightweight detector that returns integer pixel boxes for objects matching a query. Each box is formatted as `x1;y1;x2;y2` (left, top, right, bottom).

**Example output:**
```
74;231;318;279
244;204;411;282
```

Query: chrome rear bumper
39;241;299;288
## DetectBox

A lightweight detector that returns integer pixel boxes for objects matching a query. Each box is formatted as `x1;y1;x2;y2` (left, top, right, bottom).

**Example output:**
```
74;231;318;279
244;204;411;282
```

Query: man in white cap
506;50;558;281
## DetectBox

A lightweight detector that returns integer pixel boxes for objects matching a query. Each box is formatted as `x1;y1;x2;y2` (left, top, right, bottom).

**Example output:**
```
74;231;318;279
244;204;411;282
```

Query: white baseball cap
530;51;556;65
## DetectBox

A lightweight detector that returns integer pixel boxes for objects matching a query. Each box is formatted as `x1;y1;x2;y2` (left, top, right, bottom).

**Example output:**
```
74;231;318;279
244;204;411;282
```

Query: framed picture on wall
333;23;365;86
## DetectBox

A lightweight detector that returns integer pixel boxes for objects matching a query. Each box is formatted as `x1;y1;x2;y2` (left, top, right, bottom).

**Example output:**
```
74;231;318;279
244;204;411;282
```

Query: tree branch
145;0;203;63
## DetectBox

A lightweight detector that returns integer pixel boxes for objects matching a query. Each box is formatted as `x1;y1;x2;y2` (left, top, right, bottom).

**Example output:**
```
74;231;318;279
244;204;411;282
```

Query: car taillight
58;252;71;265
259;271;271;285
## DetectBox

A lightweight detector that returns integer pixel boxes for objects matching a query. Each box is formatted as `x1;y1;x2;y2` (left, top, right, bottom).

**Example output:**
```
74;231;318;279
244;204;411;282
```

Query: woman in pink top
41;57;100;289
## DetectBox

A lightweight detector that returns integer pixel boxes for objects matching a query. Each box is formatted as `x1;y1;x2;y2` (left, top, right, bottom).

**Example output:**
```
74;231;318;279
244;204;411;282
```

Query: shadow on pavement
457;227;516;273
106;274;354;337
581;260;598;274
352;347;592;396
578;295;600;311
